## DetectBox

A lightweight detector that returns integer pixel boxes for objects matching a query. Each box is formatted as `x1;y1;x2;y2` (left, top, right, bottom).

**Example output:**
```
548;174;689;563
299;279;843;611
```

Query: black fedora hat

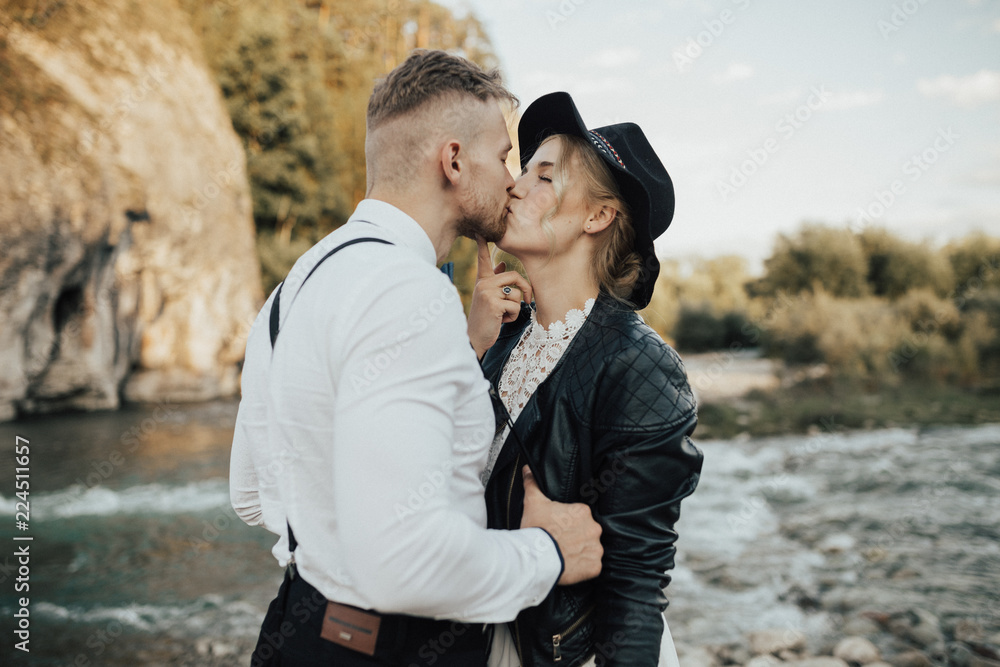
517;92;674;309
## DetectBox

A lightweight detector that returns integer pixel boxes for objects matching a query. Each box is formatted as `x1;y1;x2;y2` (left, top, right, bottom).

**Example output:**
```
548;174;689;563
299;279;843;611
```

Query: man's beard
456;186;507;243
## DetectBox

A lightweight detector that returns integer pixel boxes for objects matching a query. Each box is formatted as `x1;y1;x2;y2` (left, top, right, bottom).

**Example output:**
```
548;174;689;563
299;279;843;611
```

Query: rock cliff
0;0;262;420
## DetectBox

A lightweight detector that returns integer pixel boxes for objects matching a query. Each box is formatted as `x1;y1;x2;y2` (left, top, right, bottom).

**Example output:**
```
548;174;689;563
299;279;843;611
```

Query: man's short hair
367;49;517;130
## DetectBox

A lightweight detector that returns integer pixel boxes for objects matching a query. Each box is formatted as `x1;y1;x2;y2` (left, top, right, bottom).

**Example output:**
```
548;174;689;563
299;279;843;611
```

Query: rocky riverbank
676;609;1000;667
3;404;997;666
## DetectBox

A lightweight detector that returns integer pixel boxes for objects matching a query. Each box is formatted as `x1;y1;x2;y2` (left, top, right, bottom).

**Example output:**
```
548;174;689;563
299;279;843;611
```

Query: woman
467;92;703;667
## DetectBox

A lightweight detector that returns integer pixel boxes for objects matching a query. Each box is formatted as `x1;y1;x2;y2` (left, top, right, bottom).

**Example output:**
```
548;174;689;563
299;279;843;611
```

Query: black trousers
251;569;488;666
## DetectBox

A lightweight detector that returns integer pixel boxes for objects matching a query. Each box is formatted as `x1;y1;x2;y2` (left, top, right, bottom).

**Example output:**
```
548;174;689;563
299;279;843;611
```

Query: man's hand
467;236;532;359
519;466;603;585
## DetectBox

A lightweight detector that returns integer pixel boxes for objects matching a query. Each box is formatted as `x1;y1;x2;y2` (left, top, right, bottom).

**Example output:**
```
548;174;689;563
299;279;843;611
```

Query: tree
180;0;503;293
748;223;869;298
858;228;954;300
946;233;1000;293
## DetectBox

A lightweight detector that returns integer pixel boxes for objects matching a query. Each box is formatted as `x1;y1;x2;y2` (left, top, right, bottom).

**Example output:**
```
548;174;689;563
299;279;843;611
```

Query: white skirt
487;616;680;667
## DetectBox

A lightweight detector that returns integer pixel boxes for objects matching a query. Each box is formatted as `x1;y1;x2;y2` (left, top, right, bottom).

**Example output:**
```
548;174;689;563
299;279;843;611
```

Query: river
1;401;998;665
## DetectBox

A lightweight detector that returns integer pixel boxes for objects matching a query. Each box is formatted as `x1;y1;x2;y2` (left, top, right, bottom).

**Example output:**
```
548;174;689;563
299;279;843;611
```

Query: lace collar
526;298;596;343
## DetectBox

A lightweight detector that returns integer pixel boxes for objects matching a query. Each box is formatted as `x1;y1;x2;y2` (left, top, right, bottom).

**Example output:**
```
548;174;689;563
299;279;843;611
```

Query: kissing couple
231;48;702;667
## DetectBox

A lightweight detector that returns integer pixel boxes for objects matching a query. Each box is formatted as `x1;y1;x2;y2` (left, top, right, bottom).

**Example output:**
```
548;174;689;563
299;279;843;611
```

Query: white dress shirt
230;199;562;623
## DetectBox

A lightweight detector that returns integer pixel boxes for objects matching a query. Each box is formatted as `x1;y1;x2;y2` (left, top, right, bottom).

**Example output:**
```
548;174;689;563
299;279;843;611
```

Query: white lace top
481;298;596;486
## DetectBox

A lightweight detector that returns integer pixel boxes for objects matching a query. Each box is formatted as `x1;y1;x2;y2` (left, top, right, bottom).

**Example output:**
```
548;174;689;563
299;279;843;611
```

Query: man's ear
585;205;617;234
440;140;463;187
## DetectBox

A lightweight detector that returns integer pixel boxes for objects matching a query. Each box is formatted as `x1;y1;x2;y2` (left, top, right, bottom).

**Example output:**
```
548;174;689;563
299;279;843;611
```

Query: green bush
674;306;726;352
673;305;756;352
761;289;910;382
947;234;1000;291
960;288;1000;379
642;256;750;344
747;224;869;298
859;228;954;299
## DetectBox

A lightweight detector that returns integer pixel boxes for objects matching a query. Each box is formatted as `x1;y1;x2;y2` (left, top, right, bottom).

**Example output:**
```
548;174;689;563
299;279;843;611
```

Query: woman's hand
467;236;532;359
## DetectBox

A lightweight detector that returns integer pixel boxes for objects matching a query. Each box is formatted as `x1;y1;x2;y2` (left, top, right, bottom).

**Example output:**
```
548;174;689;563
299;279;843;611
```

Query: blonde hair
365;50;517;192
542;134;643;304
367;49;516;130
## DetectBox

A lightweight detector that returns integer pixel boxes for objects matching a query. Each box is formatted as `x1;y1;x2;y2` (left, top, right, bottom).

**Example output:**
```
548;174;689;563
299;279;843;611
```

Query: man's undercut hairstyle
365;50;517;193
367;49;516;130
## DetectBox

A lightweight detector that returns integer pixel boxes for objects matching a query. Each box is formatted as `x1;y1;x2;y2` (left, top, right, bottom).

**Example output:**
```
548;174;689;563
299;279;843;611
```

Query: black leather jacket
481;293;703;667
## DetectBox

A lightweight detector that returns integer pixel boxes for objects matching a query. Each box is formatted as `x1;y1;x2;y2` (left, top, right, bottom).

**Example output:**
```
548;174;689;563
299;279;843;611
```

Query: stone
954;619;984;643
750;629;809;656
947;644;974;667
747;656;786;667
674;643;720;667
715;642;752;666
821;588;885;612
887;650;932;667
786;658;849;667
210;641;238;656
0;0;262;420
834;637;882;665
841;615;882;638
195;637;211;655
887;609;944;649
818;533;857;553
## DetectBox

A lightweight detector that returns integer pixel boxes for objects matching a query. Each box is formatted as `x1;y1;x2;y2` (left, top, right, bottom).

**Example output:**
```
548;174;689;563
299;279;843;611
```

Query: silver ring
502;286;513;295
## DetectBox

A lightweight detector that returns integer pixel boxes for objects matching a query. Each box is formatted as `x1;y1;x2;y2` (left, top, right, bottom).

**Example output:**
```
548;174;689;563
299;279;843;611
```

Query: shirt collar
348;199;438;266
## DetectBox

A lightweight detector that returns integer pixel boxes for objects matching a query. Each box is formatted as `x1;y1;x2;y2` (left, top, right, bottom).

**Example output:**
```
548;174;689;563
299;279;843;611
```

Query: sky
436;0;1000;272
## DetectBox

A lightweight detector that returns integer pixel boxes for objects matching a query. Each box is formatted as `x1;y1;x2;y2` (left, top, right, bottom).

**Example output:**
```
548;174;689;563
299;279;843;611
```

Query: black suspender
267;236;455;556
267;236;394;556
269;237;394;350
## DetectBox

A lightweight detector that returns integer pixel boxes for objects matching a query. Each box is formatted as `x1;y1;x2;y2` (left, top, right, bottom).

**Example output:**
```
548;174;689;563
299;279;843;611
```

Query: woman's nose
509;174;527;199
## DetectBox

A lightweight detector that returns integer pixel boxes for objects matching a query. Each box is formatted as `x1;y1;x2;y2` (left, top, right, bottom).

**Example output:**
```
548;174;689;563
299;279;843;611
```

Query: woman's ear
440;140;463;187
585;205;617;234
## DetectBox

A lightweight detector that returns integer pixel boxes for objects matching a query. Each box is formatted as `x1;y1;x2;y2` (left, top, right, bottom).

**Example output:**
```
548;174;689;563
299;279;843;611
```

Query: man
230;49;603;666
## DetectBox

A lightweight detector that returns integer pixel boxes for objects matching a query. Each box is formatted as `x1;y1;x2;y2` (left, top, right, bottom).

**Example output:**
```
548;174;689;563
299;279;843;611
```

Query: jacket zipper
552;603;597;662
498;298;603;665
505;453;520;530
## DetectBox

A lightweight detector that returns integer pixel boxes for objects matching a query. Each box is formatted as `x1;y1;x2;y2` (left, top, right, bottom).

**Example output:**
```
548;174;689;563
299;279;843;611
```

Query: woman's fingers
494;270;532;305
501;299;521;324
476;236;495;280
